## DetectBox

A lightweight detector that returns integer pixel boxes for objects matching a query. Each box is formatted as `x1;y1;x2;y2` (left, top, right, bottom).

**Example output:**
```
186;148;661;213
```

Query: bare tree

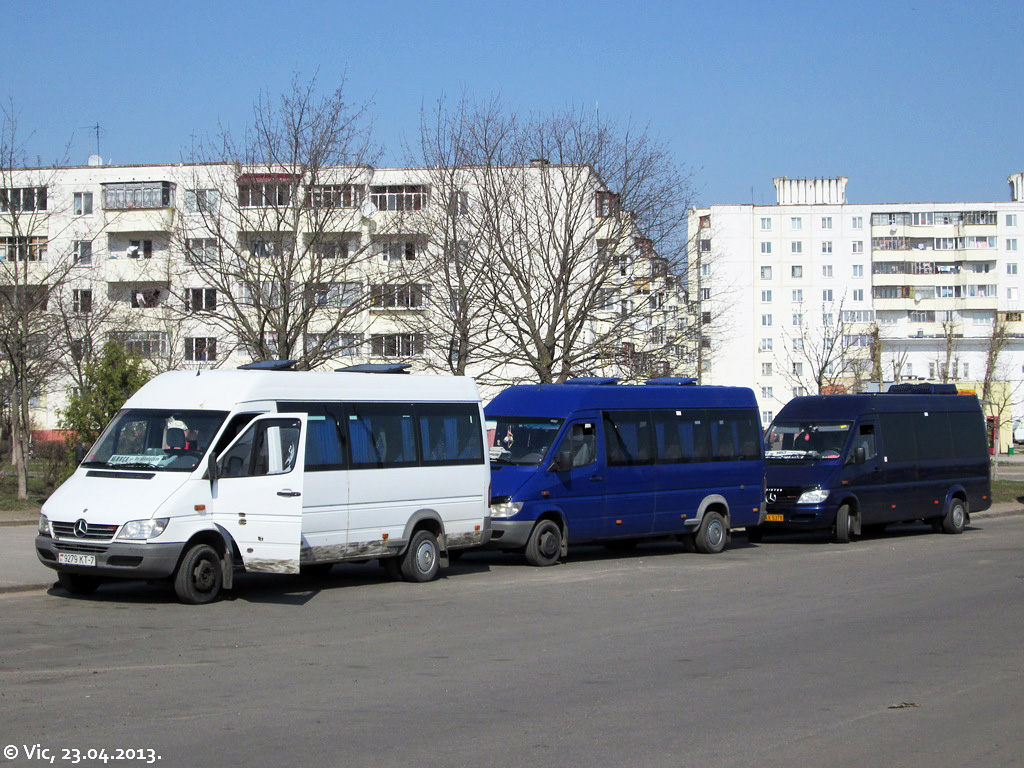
172;74;382;368
781;298;872;395
0;101;105;497
409;98;695;385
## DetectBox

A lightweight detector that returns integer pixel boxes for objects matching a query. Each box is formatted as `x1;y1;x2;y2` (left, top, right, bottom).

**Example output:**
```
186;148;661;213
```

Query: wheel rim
707;519;724;548
414;540;436;573
951;504;964;528
193;556;217;593
539;527;560;558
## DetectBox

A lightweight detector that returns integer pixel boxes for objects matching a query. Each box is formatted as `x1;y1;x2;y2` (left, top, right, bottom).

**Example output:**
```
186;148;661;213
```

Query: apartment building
689;174;1024;445
1;160;688;436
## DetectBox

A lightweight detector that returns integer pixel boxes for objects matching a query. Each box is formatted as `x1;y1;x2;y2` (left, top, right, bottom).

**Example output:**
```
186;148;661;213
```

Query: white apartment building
690;174;1024;445
2;160;688;438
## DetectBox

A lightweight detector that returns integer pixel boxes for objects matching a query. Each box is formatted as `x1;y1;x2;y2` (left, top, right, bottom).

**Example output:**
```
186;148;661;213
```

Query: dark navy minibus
754;383;991;543
484;378;764;565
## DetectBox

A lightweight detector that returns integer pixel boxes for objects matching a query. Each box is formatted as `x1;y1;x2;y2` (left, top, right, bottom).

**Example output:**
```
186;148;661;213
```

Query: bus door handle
590;475;603;482
277;489;301;498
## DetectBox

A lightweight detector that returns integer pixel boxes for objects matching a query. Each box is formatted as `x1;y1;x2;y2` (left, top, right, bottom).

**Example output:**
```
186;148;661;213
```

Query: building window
792;313;802;326
378;240;420;261
186;337;217;362
700;288;711;301
761;290;772;303
1009;287;1019;301
1008;263;1018;275
759;338;773;351
371;333;424;357
790;217;802;230
184;189;219;213
237;178;293;208
307;184;363;209
822;265;833;278
792;289;803;302
698;238;711;253
73;289;92;314
370;185;428;212
762;362;772;376
852;264;864;277
852;241;864;253
762;410;774;425
1008;238;1019;251
108;331;168;358
760;266;772;279
821;241;832;254
793;362;803;375
699;263;711;277
852;216;863;229
822;289;833;302
127;239;153;258
761;314;773;327
305;332;363;357
791;265;803;278
792;386;807;397
73;240;93;266
1006;214;1017;227
185;288;217;312
371;284;427;309
853;289;864;302
130;288;162;308
103;181;174;209
73;191;93;216
760;242;772;254
186;238;219;263
791;242;803;254
0;186;47;212
594;191;619;218
760;217;772;231
0;236;46;261
307;282;359;308
761;386;773;399
821;216;832;230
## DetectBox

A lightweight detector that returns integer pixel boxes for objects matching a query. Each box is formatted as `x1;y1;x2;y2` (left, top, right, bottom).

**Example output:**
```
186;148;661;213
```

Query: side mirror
853;445;867;465
207;450;220;483
549;448;573;472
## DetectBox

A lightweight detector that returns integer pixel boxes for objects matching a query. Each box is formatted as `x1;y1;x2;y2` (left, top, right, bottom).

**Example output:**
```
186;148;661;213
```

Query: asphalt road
2;518;1023;768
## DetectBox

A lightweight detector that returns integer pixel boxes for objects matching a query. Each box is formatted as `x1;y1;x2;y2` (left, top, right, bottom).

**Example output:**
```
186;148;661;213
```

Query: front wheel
57;571;101;596
694;511;727;554
400;530;441;582
525;520;563;566
834;504;854;543
173;543;223;604
940;499;966;534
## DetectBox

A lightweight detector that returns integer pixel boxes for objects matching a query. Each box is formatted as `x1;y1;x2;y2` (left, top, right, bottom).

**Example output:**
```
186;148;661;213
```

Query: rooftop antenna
79;123;105;164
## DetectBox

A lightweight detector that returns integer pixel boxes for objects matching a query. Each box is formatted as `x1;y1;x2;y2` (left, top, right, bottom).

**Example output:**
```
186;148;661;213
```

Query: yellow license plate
765;514;784;522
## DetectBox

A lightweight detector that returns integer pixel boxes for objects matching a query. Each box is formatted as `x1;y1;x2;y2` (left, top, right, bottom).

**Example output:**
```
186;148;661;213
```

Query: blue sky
6;0;1022;206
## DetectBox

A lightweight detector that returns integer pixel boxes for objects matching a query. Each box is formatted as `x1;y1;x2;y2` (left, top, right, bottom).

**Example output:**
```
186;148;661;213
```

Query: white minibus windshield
83;408;230;472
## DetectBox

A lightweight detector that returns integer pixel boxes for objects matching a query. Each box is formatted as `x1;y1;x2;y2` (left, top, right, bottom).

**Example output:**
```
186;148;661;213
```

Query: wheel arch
695;495;731;529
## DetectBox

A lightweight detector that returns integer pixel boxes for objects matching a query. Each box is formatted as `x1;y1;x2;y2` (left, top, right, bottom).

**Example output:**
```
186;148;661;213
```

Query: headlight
797;488;830;504
489;499;524;519
118;518;170;540
38;514;51;536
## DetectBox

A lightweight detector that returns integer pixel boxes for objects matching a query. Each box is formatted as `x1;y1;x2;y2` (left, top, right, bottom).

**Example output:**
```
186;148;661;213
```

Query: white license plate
58;553;96;567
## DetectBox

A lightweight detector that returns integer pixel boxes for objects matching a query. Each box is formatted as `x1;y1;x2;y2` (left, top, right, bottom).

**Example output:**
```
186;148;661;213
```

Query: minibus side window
949;411;987;458
277;403;346;471
603;411;654;466
849;424;876;461
917;412;953;461
219;418;301;478
417;403;485;466
348;404;417;468
879;413;918;461
559;422;596;467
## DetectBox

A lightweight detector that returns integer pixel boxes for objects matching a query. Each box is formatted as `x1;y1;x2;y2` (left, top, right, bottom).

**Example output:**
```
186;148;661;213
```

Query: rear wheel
940;499;966;535
399;529;441;582
834;504;854;543
173;543;223;604
525;520;562;566
694;511;727;554
57;571;101;596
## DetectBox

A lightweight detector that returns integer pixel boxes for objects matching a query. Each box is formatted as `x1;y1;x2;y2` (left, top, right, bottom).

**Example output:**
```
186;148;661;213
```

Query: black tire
940;498;966;535
173;543;223;604
834;504;854;544
525;519;562;566
746;527;765;543
399;529;441;582
694;511;727;554
57;571;101;596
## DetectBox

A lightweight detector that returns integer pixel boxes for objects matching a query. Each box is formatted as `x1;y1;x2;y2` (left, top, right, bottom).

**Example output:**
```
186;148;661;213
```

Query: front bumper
760;503;835;530
484;519;535;550
36;535;185;580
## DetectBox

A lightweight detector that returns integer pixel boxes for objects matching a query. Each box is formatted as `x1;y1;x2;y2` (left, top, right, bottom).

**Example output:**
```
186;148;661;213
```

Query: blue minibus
754;383;991;543
484;378;765;564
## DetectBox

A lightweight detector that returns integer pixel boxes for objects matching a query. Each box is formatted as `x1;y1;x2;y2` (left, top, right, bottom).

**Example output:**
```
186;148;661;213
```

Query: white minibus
35;364;491;603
